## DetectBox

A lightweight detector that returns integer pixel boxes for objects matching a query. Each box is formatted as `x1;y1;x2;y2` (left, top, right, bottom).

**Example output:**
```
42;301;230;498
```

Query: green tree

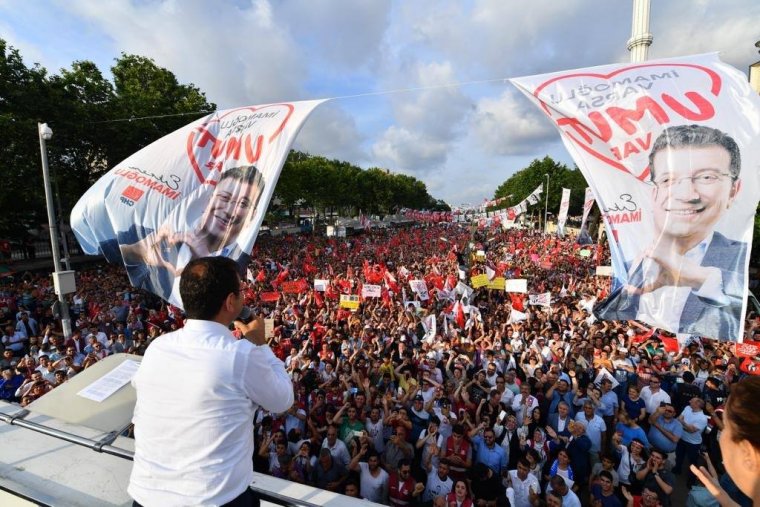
0;41;216;238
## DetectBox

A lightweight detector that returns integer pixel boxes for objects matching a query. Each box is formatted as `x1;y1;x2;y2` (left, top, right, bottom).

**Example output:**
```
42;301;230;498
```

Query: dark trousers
133;487;260;507
674;439;700;474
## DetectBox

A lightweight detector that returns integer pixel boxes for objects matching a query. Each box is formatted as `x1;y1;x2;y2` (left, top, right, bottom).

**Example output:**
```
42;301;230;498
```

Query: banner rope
85;76;512;124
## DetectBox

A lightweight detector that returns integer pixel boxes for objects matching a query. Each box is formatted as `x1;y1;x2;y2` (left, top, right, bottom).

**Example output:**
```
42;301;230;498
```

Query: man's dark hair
220;164;264;187
180;256;241;320
599;470;613;482
649;124;741;181
550;474;567;490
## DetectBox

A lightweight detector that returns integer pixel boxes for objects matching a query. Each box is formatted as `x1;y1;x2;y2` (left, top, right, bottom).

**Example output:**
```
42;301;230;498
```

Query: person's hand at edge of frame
234;317;267;346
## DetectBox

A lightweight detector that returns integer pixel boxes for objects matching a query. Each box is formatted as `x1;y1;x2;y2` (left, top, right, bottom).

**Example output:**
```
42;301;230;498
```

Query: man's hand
234;317;267;346
628;241;712;294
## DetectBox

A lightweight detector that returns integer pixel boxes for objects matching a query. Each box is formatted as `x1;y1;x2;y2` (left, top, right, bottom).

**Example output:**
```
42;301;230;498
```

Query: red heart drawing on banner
534;63;722;181
186;103;295;184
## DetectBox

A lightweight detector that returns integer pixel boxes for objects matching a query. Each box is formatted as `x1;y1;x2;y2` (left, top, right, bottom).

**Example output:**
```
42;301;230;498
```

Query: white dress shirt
508;469;540;507
129;320;294;506
640;386;671;415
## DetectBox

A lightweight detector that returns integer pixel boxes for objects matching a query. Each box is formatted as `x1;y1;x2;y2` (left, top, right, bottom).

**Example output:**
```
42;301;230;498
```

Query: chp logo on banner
512;54;760;342
529;293;552;306
361;284;382;298
72;100;325;309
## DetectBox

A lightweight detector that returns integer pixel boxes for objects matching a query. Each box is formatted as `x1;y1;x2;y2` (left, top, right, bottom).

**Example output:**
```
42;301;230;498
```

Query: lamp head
39;123;53;141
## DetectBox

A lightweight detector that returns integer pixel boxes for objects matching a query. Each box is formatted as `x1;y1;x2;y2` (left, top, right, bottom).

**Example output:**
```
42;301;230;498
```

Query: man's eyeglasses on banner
651;171;734;190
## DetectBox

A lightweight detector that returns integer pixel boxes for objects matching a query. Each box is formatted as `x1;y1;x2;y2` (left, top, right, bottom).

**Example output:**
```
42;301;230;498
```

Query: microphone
236;305;253;323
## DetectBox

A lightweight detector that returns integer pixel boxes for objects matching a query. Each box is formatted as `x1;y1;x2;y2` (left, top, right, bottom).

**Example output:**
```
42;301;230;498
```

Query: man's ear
741;438;760;474
727;179;741;208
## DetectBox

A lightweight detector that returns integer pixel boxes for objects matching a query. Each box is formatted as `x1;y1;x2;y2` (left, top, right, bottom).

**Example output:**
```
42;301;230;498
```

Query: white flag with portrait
512;53;760;342
72;100;325;308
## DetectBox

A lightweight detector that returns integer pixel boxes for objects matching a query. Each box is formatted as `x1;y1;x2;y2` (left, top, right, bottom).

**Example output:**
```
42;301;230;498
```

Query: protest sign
504;279;528;293
594;367;619;389
596;266;613;277
339;294;360;310
470;274;489;288
487;277;506;290
314;279;329;291
529;293;552;306
512;54;760;341
362;284;382;298
409;279;430;301
72;100;324;309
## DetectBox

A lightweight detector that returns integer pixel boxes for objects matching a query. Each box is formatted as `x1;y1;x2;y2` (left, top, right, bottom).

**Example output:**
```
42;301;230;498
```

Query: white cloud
274;0;391;71
470;89;557;156
370;60;472;173
372;125;448;173
294;102;366;162
66;0;307;107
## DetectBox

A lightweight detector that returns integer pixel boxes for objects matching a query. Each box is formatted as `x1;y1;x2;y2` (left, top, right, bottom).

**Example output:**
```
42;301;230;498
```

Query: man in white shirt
640;376;672;416
574;400;607;464
507;458;540;507
673;396;709;475
511;383;539;426
129;257;294;506
549;475;582;507
322;424;351;468
349;447;389;504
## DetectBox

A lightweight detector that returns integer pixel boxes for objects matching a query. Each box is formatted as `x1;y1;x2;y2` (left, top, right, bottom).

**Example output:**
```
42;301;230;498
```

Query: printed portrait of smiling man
596;124;747;340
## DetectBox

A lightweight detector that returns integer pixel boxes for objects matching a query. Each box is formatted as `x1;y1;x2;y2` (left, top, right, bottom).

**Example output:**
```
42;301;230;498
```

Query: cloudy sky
2;0;758;206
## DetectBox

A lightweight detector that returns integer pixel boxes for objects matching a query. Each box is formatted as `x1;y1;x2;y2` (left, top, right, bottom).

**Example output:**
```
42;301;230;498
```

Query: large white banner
557;188;571;236
72;100;325;308
512;54;760;341
578;187;595;244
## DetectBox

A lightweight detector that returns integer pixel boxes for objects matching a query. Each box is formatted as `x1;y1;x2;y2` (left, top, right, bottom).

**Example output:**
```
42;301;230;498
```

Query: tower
627;0;653;63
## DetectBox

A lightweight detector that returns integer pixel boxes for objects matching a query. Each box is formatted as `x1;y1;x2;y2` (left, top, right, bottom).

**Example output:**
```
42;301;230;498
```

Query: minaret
627;0;653;63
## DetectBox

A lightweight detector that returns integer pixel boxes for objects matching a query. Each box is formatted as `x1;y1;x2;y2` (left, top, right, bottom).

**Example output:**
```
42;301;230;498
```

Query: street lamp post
544;173;550;234
38;123;75;339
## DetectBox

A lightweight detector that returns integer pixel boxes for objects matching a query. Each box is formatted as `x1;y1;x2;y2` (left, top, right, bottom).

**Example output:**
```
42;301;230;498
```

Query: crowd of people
0;223;758;506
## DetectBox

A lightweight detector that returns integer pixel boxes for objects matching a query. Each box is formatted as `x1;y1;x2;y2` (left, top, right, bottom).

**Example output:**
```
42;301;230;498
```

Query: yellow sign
339;294;360;310
471;274;489;288
487;277;505;290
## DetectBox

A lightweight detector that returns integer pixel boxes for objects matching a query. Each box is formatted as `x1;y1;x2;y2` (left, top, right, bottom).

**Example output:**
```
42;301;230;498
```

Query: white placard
504;279;528;293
